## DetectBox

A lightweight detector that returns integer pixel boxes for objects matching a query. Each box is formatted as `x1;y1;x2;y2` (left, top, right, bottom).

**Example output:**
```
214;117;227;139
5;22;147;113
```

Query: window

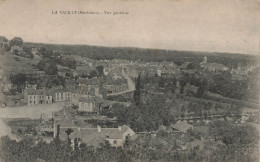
30;96;32;99
113;140;117;144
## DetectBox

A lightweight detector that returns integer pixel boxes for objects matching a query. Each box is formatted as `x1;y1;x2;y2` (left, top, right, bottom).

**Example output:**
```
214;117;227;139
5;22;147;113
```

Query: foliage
37;59;58;75
25;42;258;69
89;70;99;79
9;73;27;92
1;120;258;162
133;74;141;106
9;37;23;47
196;78;208;98
96;65;104;77
111;93;172;132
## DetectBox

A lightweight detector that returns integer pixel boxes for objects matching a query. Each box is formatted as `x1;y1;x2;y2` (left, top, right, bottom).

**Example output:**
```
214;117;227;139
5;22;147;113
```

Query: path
0;102;65;119
107;70;136;96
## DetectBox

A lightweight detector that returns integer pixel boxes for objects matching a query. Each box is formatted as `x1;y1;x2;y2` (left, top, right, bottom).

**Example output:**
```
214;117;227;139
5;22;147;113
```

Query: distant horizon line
24;41;259;57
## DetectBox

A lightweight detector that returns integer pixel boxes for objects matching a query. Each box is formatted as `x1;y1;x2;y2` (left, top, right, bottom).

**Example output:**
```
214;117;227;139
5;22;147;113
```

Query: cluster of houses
38;110;136;148
23;74;131;114
200;56;229;72
53;118;136;148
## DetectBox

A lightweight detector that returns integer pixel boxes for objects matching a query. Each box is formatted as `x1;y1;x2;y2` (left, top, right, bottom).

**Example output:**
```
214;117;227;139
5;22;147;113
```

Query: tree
37;59;58;75
9;73;27;92
95;141;124;162
0;36;8;42
9;37;23;47
133;74;141;106
89;70;99;79
56;125;60;139
96;65;104;77
65;128;74;144
196;78;208;98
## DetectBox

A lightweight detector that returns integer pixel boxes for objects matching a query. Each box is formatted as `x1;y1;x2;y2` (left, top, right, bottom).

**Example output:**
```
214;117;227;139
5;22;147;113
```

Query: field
0;49;41;75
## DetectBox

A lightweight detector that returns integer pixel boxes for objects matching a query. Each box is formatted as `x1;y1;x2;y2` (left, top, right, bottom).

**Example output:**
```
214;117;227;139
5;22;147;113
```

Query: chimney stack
97;125;101;132
118;126;122;131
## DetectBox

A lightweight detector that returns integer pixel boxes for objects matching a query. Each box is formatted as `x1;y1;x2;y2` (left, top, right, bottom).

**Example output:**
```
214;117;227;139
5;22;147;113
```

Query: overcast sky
0;0;259;55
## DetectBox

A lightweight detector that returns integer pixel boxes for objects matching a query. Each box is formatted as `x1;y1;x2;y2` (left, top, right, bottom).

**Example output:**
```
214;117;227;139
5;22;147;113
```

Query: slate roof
58;124;133;148
181;62;192;69
200;62;228;69
105;75;127;85
171;121;193;132
26;88;52;96
77;77;102;85
78;97;95;103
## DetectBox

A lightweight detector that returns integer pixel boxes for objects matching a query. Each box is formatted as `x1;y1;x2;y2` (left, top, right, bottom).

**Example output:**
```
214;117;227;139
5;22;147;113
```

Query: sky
0;0;259;55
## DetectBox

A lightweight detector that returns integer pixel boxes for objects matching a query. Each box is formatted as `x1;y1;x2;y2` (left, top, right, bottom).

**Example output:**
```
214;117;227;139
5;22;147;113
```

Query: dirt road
0;102;65;119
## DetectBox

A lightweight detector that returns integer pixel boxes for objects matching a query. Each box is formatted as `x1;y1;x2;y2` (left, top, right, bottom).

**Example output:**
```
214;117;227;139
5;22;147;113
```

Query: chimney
97;125;101;132
78;127;81;131
118;126;122;131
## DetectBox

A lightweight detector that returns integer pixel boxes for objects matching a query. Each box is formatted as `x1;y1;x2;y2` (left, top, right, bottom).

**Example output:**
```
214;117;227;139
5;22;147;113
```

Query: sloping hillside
0;49;41;75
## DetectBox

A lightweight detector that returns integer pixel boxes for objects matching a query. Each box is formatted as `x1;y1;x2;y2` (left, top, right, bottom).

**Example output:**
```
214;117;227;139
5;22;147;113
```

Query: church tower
203;56;207;63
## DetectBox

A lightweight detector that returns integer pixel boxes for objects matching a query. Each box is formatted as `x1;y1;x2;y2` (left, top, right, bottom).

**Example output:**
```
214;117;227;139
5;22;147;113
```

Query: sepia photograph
0;0;259;161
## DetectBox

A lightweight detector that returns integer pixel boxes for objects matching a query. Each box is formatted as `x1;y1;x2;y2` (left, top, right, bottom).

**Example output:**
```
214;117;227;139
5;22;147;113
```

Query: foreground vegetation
0;121;258;162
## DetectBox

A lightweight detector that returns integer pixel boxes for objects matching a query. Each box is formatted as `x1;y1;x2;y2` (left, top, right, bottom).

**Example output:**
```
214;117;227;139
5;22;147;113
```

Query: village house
200;56;229;72
10;45;24;55
30;47;41;58
77;78;103;96
104;75;128;95
57;65;74;78
50;88;72;102
64;79;77;89
53;118;136;148
0;93;25;107
157;65;176;77
0;79;12;92
24;86;73;105
0;36;9;49
122;65;139;78
171;120;193;133
24;88;53;106
75;65;94;77
78;96;97;113
146;68;158;77
181;62;194;70
21;70;46;79
77;77;102;88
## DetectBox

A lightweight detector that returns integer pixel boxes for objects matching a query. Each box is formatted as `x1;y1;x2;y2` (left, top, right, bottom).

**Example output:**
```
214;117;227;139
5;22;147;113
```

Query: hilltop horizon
24;41;259;58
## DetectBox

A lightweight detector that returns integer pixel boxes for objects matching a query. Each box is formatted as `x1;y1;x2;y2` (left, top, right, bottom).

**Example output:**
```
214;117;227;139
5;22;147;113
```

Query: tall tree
9;37;23;47
96;65;104;77
65;128;74;144
133;73;141;106
37;59;58;75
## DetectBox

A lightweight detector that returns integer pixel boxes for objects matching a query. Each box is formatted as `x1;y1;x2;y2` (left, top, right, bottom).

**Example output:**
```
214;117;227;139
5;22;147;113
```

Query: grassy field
0;49;41;75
